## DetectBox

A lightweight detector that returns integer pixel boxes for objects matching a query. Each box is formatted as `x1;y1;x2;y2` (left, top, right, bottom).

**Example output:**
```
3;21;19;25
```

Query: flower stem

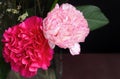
50;0;59;10
34;0;37;15
36;0;42;16
45;70;49;79
65;0;70;2
14;72;21;79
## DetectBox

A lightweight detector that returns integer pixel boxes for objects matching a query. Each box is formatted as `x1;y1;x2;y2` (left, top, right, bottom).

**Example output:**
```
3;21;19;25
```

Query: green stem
34;0;37;15
45;70;49;79
14;72;21;79
50;0;59;10
65;0;70;2
36;0;42;16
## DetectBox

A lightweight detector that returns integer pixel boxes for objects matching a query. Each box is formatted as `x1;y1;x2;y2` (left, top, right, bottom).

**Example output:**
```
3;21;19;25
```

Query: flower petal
69;43;80;55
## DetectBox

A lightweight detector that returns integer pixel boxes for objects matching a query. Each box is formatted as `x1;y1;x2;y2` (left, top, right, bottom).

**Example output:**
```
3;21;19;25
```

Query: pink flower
2;16;53;78
43;3;89;55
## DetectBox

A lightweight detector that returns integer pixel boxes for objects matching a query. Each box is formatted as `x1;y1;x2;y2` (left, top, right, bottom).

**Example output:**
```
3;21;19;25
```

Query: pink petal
69;43;80;55
29;67;38;72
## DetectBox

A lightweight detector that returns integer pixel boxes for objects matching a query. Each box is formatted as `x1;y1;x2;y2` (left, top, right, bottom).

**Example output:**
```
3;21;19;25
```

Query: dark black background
68;0;120;53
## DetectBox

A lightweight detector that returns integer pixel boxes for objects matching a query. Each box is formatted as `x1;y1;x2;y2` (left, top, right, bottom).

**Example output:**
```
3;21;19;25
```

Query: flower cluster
2;16;53;77
2;3;89;78
43;4;89;55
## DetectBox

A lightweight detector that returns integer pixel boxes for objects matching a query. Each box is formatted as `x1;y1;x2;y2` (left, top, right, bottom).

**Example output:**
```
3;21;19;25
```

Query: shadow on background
62;54;120;79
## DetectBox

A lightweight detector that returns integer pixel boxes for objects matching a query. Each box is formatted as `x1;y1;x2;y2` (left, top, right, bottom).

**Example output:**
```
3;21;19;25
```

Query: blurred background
68;0;120;53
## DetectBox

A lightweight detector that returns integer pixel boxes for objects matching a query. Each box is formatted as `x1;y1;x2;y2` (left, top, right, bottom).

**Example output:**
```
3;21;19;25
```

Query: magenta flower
43;3;90;55
2;16;53;78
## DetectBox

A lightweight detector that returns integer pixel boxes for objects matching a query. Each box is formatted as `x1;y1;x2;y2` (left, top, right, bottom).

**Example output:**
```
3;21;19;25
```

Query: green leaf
18;11;28;22
50;0;59;11
77;5;109;31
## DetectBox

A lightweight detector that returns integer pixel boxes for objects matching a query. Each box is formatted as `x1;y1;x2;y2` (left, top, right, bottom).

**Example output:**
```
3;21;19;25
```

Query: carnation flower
43;3;90;55
2;16;53;78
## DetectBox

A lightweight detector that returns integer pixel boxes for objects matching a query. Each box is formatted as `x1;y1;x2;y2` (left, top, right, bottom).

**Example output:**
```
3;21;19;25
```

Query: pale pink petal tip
48;41;55;49
69;43;81;55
